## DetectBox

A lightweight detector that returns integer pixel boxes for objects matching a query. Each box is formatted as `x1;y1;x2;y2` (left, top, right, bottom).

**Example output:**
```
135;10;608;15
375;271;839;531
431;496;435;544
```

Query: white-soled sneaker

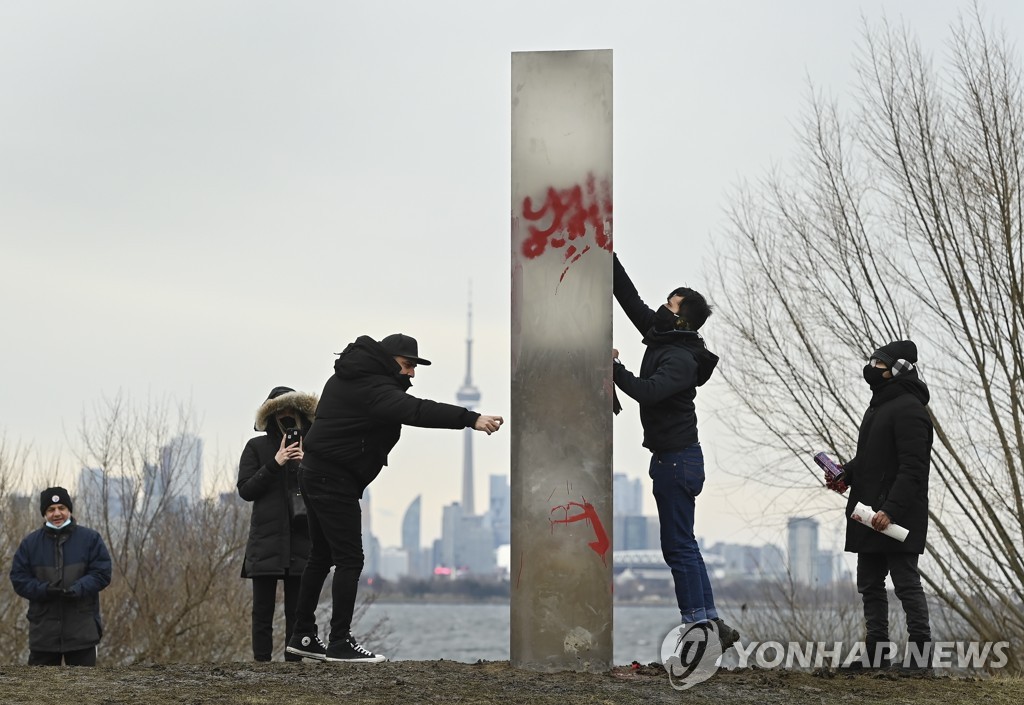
325;635;387;663
286;633;328;661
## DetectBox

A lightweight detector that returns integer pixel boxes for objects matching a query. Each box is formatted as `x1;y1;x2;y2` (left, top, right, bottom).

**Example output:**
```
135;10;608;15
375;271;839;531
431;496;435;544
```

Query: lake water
357;602;681;665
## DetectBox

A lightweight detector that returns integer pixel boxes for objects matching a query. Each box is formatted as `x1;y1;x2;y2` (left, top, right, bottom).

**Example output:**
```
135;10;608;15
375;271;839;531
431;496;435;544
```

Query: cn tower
455;290;481;515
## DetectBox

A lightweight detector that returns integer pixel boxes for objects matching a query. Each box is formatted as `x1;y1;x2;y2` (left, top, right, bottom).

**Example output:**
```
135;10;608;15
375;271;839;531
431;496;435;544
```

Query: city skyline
68;445;850;585
4;1;1016;556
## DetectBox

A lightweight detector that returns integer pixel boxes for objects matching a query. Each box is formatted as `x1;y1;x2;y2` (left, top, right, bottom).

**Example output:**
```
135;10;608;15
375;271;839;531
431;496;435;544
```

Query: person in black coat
237;386;318;662
827;340;933;671
610;253;739;650
286;333;504;663
9;487;112;666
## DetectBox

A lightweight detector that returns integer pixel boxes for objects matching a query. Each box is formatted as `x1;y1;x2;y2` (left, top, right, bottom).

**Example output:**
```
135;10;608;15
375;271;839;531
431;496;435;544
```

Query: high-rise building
613;473;642;517
77;466;136;520
146;434;203;506
815;551;835;586
401;494;431;578
455;294;481;516
378;547;409;582
760;543;787;579
487;474;510;548
440;502;496;575
788;516;820;585
613;514;654;551
401;495;421;553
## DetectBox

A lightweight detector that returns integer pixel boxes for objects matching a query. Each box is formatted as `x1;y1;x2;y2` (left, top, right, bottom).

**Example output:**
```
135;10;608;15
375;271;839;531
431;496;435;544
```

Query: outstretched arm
369;388;482;430
613;254;656;336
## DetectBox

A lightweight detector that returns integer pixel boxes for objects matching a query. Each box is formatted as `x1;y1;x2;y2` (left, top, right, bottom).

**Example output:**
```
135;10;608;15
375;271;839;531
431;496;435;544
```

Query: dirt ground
0;660;1021;705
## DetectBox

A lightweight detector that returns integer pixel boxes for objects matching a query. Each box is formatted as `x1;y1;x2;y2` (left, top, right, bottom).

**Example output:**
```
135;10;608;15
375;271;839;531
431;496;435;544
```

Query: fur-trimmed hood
254;390;318;433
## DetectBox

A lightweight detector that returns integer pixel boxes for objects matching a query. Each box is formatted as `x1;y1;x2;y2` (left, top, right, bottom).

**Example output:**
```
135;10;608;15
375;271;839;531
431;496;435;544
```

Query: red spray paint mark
550;499;611;565
520;173;612;282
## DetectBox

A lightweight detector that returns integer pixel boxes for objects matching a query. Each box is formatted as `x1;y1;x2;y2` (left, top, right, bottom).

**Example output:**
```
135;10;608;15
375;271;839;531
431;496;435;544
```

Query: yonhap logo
660;621;723;690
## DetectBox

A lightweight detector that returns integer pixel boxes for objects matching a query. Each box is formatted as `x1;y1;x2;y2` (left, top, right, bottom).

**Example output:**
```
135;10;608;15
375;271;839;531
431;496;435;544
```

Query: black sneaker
325;635;387;663
286;633;327;661
713;618;740;651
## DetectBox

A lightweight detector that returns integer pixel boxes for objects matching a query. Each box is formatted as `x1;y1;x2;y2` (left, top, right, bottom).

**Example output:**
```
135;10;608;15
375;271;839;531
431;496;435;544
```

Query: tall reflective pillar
510;49;614;672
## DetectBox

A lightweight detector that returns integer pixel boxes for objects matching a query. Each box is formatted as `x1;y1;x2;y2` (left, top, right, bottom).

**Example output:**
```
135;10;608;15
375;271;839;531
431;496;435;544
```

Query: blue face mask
45;518;72;531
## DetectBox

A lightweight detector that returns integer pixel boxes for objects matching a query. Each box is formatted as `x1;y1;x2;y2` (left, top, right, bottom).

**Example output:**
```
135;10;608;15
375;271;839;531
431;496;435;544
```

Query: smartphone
285;428;302;448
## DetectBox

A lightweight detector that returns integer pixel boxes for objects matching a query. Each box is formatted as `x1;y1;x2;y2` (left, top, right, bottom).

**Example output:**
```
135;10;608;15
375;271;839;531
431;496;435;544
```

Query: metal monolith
510;49;614;673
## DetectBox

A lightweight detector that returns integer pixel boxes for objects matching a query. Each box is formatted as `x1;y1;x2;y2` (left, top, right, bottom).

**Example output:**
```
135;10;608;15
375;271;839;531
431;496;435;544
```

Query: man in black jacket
9;487;112;666
287;333;504;663
611;254;739;650
828;340;933;671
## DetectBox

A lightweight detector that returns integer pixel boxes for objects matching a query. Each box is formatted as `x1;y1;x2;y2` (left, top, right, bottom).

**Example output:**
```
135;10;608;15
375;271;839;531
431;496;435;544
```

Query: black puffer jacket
302;335;481;493
843;374;932;554
237;389;318;578
9;522;112;652
612;255;719;451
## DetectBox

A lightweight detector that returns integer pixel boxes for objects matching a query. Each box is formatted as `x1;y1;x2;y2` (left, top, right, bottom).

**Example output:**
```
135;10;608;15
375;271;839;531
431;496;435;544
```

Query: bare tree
711;7;1024;673
71;393;252;663
0;437;38;663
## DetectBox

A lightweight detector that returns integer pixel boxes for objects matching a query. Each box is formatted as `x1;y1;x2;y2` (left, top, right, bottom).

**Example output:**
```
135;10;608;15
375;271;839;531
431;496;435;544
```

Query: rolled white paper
851;502;909;542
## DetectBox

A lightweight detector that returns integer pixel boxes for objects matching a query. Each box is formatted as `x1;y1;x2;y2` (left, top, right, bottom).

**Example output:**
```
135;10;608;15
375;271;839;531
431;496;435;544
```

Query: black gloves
45;586;76;599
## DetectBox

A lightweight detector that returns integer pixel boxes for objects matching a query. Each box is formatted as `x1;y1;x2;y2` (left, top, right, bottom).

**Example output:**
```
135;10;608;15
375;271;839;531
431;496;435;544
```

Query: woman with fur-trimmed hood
237;385;317;662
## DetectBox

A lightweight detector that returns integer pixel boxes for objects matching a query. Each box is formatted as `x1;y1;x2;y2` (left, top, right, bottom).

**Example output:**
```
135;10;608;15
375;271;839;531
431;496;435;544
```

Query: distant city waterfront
359;602;684;665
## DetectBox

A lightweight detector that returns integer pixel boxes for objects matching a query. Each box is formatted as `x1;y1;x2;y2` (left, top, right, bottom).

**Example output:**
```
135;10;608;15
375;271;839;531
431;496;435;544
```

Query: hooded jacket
237;389;318;578
612;255;719;452
301;335;481;493
843;373;932;554
9;521;112;653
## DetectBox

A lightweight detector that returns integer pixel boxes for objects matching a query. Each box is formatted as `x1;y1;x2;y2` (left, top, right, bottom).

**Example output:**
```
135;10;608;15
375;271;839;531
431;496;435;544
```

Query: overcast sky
2;1;1020;553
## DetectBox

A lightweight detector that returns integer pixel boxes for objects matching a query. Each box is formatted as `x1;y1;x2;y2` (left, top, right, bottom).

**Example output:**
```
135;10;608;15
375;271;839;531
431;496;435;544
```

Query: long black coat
843;375;932;554
237;390;317;578
302;335;480;494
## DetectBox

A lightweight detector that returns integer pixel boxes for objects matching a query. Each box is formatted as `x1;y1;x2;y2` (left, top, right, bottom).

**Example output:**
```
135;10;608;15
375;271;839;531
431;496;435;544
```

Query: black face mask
278;416;297;431
862;364;888;389
654;305;679;332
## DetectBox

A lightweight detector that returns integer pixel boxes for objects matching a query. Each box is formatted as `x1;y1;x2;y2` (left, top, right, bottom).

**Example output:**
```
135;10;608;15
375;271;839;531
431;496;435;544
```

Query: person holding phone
237;385;318;662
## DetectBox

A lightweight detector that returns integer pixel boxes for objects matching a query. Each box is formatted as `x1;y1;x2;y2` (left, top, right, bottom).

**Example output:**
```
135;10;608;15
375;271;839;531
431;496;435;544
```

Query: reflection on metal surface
510;49;614;673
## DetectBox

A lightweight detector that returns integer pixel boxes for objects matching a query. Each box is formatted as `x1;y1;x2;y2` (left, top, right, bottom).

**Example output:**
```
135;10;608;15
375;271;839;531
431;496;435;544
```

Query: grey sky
2;1;1018;552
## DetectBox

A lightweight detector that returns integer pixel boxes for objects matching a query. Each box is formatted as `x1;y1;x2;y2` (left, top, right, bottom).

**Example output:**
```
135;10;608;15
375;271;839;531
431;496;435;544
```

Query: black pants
857;552;931;644
29;646;96;666
293;468;363;644
251;575;302;661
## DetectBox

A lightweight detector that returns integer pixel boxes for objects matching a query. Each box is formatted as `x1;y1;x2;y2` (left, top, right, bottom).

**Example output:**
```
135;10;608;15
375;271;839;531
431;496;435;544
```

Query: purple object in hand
813;452;845;482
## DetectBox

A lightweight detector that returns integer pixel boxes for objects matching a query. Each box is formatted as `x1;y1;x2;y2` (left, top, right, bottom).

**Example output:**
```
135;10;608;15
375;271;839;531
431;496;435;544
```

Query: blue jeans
649;444;718;623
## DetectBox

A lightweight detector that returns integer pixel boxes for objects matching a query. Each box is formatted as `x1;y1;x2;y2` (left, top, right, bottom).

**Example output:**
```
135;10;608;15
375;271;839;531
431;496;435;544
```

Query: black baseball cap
380;333;432;365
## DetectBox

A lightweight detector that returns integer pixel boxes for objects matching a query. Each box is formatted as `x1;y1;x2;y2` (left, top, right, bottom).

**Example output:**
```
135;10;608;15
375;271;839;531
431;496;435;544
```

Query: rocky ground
0;660;1021;705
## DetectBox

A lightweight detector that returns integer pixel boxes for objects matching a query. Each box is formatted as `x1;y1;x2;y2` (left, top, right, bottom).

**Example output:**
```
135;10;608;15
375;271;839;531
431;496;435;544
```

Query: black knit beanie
40;486;73;515
870;340;918;366
870;340;918;378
